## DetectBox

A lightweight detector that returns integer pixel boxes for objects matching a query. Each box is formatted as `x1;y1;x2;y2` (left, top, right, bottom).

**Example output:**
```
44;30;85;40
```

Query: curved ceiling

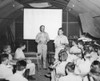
0;0;100;19
67;0;100;17
0;0;69;23
0;0;23;27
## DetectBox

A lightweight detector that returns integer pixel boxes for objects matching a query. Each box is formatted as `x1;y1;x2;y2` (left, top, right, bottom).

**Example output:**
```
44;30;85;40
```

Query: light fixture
12;0;15;7
77;0;81;2
29;2;52;8
72;4;74;7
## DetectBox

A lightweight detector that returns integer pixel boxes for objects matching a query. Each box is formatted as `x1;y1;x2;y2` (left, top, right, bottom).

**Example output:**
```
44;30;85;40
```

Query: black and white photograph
0;0;100;81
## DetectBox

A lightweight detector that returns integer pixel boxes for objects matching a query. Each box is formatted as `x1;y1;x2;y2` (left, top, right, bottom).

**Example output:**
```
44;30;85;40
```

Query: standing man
54;28;69;61
35;25;50;69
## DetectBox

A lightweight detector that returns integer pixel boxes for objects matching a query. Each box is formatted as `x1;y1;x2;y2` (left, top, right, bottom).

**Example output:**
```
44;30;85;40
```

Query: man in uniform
54;28;69;61
35;25;50;69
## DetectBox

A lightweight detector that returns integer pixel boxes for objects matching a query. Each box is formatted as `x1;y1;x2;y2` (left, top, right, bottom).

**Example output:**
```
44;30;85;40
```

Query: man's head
78;40;84;49
58;28;63;36
16;60;27;72
40;25;45;32
18;42;26;50
3;45;11;54
0;54;9;65
58;49;68;61
65;62;75;74
90;60;100;80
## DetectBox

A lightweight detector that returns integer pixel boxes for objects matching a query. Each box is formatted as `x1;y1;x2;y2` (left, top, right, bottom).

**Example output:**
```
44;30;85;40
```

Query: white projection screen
24;9;62;40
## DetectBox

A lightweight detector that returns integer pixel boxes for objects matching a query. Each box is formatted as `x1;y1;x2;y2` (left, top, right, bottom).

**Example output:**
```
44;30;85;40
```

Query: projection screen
24;9;62;40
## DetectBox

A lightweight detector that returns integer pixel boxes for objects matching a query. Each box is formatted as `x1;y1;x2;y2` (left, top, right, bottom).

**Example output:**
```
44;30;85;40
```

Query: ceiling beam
0;0;12;8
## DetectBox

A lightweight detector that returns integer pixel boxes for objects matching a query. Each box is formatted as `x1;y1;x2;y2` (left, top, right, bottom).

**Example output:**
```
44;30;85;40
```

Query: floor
29;59;51;81
36;69;50;81
29;68;50;81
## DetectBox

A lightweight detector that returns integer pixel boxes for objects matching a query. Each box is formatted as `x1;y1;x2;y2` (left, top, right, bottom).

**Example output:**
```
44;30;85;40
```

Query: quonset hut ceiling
0;0;100;20
0;0;23;27
0;0;69;24
67;0;100;17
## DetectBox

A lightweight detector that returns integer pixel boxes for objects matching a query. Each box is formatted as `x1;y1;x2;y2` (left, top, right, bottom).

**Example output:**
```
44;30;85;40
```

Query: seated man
69;39;81;54
7;60;28;81
2;45;13;61
83;60;100;81
74;52;91;77
2;45;14;70
0;54;13;79
55;49;68;76
50;49;68;81
59;62;82;81
45;49;68;79
14;42;35;79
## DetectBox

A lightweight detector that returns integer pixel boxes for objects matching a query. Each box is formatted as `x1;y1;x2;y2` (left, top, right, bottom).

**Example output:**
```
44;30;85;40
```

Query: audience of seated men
2;45;13;61
14;42;36;80
0;43;36;80
45;38;100;81
7;60;28;81
0;37;100;81
83;60;100;81
0;54;13;79
59;62;82;81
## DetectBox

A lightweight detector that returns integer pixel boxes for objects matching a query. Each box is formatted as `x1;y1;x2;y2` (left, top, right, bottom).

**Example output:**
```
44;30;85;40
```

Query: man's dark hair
72;39;78;45
18;42;26;48
78;40;84;46
40;25;45;28
58;49;68;61
65;62;75;73
0;54;8;64
16;60;27;71
90;60;100;75
59;28;63;31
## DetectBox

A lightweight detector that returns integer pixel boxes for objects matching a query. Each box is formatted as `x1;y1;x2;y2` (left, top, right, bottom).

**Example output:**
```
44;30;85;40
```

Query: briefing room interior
0;0;100;81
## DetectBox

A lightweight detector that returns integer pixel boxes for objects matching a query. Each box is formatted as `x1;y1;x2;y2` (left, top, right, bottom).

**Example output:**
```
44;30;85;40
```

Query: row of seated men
0;43;36;81
45;40;100;81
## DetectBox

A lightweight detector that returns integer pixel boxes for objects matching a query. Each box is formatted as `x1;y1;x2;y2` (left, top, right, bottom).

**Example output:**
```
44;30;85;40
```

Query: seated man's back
8;71;28;81
0;64;13;79
59;73;82;81
8;60;28;81
0;54;13;79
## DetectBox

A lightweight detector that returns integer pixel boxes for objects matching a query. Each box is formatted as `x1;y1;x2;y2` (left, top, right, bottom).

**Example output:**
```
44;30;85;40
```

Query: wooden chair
25;52;40;71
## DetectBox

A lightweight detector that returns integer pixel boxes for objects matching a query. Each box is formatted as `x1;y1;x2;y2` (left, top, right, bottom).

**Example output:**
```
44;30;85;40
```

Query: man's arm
54;37;57;48
46;33;50;42
44;32;50;44
35;33;40;43
65;36;69;45
60;36;69;46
